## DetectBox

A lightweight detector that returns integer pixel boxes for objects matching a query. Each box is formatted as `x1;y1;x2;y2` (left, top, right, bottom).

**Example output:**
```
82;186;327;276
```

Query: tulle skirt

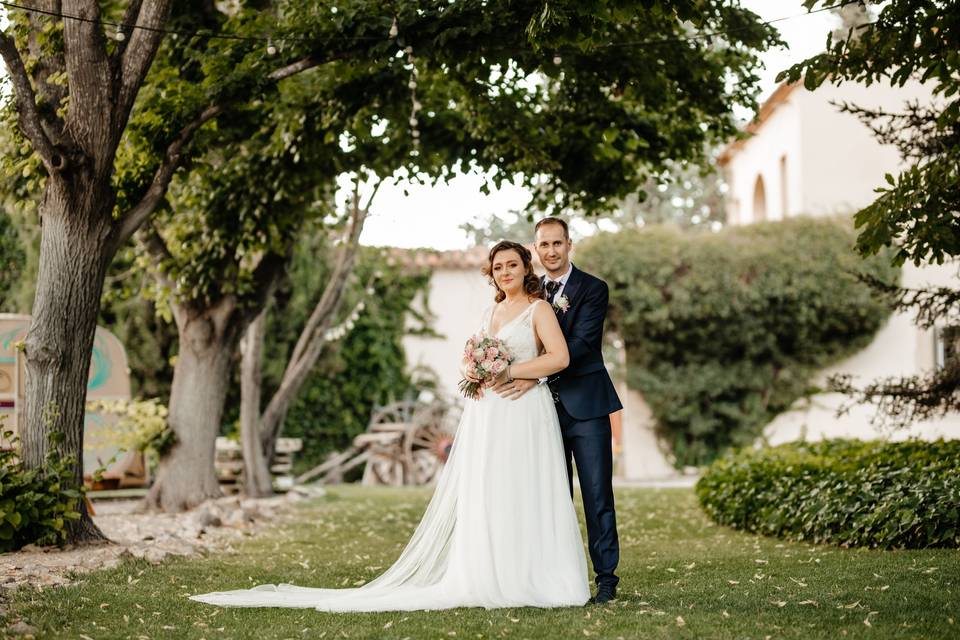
189;384;589;611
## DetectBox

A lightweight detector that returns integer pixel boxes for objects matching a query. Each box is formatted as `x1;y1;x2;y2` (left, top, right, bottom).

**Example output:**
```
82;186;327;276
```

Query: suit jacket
544;265;623;421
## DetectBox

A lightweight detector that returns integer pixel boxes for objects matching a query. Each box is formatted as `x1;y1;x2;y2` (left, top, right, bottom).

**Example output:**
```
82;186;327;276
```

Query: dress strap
516;299;541;329
479;304;494;335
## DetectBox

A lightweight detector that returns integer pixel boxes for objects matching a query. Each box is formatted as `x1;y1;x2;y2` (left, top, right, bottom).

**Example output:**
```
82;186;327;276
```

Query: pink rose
485;347;499;359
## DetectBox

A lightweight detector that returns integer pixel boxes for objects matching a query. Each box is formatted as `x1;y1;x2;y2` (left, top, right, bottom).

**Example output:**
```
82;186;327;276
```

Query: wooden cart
297;398;457;486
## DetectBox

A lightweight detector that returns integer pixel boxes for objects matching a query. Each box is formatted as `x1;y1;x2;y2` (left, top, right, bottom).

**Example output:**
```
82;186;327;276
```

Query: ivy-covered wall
578;217;900;467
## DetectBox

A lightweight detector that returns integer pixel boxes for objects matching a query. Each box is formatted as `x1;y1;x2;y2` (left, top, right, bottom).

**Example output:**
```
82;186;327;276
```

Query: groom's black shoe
589;585;617;604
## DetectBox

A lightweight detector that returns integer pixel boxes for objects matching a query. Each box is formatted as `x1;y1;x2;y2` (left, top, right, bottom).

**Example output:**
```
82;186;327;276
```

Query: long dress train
189;300;589;611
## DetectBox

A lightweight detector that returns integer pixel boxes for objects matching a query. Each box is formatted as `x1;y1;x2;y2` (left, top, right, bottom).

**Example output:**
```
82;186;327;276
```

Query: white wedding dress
190;300;589;611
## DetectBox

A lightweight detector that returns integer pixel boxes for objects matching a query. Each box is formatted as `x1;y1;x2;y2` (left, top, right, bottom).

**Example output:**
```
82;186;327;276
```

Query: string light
0;0;379;47
406;45;421;148
323;288;373;342
0;0;863;57
0;0;867;149
388;17;421;152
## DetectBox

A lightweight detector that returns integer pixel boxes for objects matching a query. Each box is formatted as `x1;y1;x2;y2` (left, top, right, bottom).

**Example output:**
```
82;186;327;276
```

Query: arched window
752;175;767;222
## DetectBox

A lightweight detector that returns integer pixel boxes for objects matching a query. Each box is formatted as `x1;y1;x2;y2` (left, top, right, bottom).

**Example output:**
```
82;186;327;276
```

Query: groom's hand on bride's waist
493;377;537;400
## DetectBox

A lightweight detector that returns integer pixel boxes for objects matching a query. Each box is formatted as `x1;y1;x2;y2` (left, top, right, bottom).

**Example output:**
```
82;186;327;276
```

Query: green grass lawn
6;486;959;639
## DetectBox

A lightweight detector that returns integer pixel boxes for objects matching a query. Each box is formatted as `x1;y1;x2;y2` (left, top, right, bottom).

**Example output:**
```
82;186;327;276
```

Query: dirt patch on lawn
0;486;326;595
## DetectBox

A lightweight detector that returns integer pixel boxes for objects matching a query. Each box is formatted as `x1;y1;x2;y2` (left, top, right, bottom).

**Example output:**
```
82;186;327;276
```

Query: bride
189;240;589;611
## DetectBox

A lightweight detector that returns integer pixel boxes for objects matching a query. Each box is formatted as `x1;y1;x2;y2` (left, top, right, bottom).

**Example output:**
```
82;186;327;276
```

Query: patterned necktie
545;280;560;303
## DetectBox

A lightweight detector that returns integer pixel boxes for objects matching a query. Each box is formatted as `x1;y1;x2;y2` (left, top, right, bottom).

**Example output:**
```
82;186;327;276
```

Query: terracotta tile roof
387;244;544;270
718;81;801;166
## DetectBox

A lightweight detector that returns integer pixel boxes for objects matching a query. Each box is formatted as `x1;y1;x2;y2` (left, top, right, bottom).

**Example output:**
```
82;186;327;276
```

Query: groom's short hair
534;217;569;240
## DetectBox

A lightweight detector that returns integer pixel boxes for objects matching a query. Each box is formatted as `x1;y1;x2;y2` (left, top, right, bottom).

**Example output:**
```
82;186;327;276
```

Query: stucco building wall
721;80;960;443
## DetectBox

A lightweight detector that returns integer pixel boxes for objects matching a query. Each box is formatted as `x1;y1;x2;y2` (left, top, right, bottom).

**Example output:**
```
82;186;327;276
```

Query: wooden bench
214;437;303;492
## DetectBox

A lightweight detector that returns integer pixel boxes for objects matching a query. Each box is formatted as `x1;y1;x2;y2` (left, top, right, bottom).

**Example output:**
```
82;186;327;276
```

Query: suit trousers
554;399;620;590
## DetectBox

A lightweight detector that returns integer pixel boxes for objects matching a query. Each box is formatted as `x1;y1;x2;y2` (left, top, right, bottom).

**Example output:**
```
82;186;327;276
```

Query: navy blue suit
544;265;621;591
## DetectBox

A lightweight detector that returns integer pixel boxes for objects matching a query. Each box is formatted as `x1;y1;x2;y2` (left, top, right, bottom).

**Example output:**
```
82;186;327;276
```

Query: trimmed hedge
578;217;899;466
695;439;960;549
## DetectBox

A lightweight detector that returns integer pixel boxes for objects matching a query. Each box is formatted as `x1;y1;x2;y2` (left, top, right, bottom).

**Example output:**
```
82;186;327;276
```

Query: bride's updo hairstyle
482;240;544;303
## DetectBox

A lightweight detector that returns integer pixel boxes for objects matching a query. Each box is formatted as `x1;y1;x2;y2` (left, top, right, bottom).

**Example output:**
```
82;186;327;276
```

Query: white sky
2;3;839;250
358;0;839;250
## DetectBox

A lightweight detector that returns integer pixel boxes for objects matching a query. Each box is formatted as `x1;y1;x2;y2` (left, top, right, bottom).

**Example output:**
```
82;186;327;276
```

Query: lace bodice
480;300;545;362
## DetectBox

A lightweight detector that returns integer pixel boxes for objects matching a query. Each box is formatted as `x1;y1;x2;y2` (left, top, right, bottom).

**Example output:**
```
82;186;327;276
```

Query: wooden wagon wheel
365;433;407;486
368;400;419;430
363;400;420;485
401;404;455;485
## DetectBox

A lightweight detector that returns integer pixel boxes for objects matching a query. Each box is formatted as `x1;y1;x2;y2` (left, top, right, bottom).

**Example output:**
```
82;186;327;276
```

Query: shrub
577;217;899;466
0;430;83;551
85;398;173;454
695;439;960;549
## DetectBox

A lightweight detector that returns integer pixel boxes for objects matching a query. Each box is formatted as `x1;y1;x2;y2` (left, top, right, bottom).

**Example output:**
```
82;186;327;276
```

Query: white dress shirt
538;264;573;386
545;263;573;300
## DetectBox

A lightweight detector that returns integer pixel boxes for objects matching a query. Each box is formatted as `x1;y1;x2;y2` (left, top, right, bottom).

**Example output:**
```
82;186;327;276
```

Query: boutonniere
553;294;570;314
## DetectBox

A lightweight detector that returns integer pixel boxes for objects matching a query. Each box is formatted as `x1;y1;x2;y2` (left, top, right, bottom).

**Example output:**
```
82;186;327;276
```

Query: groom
494;216;622;604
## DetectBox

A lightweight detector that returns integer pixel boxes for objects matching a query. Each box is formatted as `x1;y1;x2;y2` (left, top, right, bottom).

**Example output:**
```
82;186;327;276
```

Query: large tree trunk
142;298;243;512
22;177;113;544
240;309;273;497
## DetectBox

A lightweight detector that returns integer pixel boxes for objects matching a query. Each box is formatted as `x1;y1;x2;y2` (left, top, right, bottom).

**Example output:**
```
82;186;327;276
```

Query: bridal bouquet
458;334;514;400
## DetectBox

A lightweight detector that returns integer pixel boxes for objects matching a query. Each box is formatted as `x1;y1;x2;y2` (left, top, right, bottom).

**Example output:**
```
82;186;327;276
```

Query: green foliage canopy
0;207;24;310
104;0;782;312
578;217;899;466
1;0;783;336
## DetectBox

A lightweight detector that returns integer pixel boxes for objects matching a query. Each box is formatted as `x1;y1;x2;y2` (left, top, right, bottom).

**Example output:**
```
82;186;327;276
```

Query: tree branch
268;54;325;82
138;224;184;327
106;53;337;257
855;269;960;330
62;0;112;144
258;178;378;451
0;31;63;171
244;250;289;326
287;179;377;367
139;224;176;286
114;0;172;129
24;1;68;144
110;0;143;63
107;103;225;256
830;364;960;432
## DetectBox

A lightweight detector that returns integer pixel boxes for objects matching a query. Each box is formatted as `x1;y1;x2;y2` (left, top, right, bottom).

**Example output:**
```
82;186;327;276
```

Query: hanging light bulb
389;16;399;39
114;27;126;42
